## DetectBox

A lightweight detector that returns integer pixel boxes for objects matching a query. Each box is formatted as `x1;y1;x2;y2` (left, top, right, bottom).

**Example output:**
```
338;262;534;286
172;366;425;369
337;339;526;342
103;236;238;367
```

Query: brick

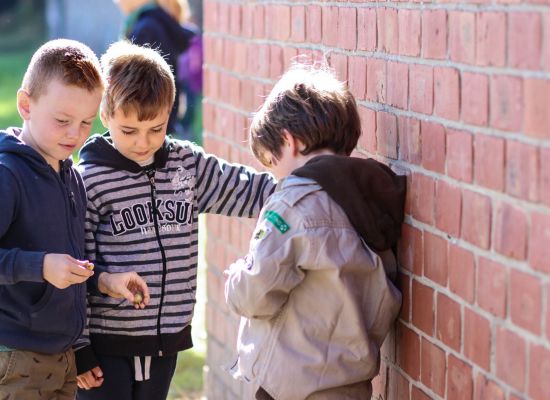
541;148;550;206
366;58;387;103
306;5;322;43
422;10;447;59
398;117;421;164
204;1;218;32
447;355;473;400
461;72;488;126
477;257;507;317
449;245;475;303
409;64;433;114
398;224;423;275
464;308;491;370
446;129;472;182
524;78;550;138
357;8;377;51
330;52;348;83
217;3;230;34
376;111;398;159
348;56;366;100
506;141;539;202
322;7;338;47
494;202;528;260
421;121;446;173
357;106;376;153
474;374;505;400
436;294;461;351
473;135;504;192
397;322;421;380
241;5;253;38
508;13;542;69
253;5;265;38
388;369;410;400
529;344;550;400
510;270;542;335
290;6;305;43
397;273;411;321
490;75;523;132
282;47;298;71
424;232;448;286
276;5;291;41
476;12;506;66
269;46;283;80
543;13;550;69
496;327;526;391
387;61;408;109
435;180;461;237
229;4;241;36
337;7;356;50
412;173;435;225
530;212;550;273
378;8;399;53
449;11;476;64
434;67;460;120
412;280;434;335
421;339;446;396
461;190;491;249
398;9;421;56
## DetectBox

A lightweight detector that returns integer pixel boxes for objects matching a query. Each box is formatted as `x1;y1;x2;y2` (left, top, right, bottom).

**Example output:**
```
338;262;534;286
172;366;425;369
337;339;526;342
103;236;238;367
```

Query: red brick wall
202;1;550;399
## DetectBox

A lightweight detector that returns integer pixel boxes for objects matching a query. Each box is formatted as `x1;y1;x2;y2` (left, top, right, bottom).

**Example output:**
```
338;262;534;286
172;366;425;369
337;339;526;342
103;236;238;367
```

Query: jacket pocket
30;285;81;337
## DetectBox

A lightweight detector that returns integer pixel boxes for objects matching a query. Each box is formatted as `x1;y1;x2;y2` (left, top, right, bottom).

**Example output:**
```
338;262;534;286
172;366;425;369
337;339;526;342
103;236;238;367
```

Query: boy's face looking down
101;107;170;164
17;79;102;170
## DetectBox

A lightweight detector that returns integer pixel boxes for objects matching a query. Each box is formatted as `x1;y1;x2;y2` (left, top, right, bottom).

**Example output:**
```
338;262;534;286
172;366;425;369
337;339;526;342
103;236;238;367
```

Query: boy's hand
76;366;104;390
98;272;150;309
43;254;94;289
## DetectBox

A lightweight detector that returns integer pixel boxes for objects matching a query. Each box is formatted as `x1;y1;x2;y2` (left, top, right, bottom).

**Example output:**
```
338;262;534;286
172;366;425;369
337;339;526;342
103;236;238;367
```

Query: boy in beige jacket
225;64;406;400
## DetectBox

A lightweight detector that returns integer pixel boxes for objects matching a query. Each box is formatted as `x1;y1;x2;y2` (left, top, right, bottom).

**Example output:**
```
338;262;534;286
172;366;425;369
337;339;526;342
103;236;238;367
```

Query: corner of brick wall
202;1;550;399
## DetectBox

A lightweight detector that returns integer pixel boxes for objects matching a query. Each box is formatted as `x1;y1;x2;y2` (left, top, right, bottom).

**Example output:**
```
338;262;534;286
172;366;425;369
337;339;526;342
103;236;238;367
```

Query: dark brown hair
100;41;175;121
250;63;361;166
21;39;103;98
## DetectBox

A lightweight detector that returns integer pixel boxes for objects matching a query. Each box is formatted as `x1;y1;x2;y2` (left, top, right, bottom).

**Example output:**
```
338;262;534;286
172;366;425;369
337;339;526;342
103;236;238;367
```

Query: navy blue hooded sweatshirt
0;128;87;353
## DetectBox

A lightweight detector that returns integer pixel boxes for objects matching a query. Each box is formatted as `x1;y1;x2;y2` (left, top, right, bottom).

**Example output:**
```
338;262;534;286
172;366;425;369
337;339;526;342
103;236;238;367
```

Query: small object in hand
133;292;143;304
86;262;95;271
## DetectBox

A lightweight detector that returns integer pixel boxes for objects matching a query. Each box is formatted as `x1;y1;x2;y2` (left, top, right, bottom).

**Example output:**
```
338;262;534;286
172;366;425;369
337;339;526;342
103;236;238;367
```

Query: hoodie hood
0;128;73;173
79;132;170;172
134;7;195;58
292;155;407;252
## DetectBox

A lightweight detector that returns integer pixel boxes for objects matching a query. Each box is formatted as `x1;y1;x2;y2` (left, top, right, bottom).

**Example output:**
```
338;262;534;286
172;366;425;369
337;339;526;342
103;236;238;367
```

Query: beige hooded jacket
225;173;403;400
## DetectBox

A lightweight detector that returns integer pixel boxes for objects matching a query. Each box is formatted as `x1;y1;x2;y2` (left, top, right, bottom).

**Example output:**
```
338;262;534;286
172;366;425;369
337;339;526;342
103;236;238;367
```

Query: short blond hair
100;41;175;121
21;39;103;99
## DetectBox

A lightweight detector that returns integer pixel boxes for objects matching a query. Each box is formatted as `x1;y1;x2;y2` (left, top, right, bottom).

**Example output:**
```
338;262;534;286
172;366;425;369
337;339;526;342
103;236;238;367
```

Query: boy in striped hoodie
75;41;275;400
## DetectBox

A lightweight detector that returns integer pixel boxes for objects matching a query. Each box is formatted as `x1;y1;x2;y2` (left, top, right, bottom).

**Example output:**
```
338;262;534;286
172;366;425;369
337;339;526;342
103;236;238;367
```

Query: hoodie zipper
146;169;168;357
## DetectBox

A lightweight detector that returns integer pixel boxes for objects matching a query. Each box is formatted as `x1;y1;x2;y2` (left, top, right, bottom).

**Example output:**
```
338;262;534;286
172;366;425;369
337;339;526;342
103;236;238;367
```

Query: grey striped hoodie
75;133;275;372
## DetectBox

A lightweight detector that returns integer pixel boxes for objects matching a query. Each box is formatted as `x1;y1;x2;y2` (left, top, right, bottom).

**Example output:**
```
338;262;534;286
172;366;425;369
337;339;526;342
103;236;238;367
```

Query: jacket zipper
54;164;85;342
146;169;168;357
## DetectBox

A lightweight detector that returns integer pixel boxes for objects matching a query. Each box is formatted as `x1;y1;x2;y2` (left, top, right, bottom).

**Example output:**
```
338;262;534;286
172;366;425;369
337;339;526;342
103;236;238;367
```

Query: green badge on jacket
265;210;290;234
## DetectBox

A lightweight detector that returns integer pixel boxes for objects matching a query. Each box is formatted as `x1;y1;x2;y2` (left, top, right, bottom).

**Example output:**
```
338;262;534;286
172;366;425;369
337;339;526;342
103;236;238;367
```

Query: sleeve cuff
14;251;46;283
74;345;99;375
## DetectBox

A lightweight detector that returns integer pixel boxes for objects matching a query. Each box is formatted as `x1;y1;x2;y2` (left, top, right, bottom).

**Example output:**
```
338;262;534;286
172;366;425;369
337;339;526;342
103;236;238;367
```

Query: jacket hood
79;132;170;172
0;128;73;173
139;7;195;55
292;155;407;252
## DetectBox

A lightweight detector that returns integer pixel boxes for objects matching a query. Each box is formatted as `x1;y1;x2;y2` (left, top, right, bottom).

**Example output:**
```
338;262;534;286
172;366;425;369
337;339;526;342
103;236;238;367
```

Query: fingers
76;370;103;390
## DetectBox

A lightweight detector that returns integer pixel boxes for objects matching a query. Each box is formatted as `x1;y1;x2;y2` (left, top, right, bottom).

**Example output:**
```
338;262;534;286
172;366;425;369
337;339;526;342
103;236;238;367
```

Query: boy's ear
16;89;31;120
99;111;108;128
282;129;301;155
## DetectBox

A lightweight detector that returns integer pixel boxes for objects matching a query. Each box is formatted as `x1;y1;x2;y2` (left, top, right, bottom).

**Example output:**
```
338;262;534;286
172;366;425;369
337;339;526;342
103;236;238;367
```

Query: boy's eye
151;127;163;133
121;130;135;135
81;121;92;126
56;119;68;125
